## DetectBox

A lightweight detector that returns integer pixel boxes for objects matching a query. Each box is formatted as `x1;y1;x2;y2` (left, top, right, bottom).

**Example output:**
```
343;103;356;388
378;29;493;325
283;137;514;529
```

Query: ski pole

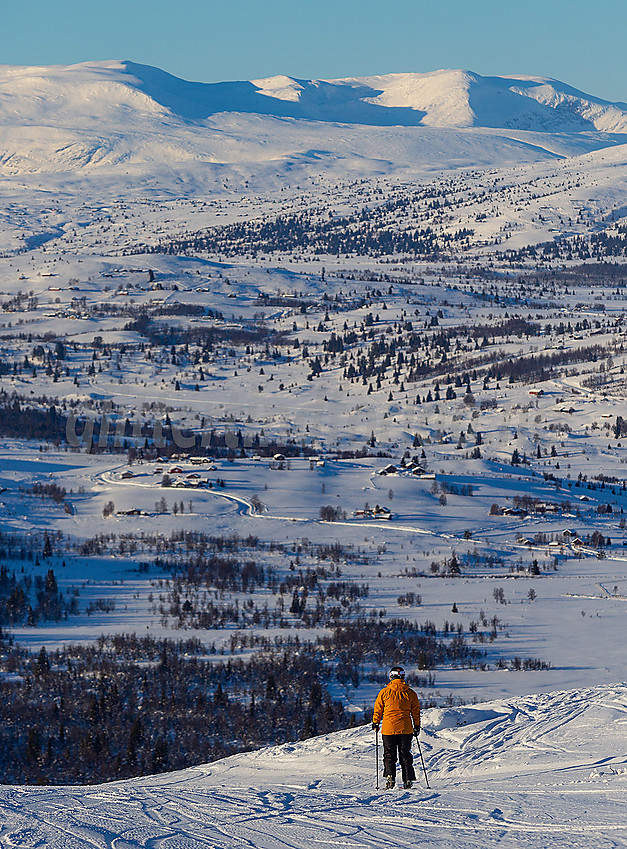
414;730;431;789
375;726;380;789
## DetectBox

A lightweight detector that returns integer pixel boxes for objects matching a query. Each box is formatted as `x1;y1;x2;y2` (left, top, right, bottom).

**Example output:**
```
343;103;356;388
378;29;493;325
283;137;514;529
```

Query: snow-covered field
1;442;625;705
0;683;624;848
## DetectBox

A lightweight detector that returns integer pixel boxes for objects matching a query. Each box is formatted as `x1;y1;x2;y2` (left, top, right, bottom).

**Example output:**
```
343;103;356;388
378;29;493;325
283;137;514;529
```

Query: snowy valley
0;59;625;847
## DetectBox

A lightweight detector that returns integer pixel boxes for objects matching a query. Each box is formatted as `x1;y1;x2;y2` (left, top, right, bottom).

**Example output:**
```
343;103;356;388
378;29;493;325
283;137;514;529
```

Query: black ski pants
382;733;416;782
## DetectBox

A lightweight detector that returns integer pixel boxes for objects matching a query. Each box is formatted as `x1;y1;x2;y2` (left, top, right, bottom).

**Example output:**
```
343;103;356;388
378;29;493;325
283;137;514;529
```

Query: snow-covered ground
0;683;624;848
1;57;627;845
0;435;624;703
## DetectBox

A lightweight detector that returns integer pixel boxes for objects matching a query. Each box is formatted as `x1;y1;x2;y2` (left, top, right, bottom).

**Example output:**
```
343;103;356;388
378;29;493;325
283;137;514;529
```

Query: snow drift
0;683;625;848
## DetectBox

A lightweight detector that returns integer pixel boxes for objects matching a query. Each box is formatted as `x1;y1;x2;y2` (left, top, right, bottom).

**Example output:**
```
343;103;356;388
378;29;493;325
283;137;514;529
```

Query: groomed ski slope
0;684;625;848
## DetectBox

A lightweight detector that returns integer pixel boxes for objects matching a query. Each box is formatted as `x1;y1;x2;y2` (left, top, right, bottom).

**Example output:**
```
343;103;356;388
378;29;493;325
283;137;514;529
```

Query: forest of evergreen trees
0;614;509;785
504;226;627;262
0;398;67;442
0;565;77;626
141;209;473;259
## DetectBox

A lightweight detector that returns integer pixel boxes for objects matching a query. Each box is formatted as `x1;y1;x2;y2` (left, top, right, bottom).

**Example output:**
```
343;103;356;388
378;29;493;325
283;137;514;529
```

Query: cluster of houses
493;501;563;517
378;459;433;478
516;529;585;548
352;504;393;520
119;456;217;489
169;472;209;489
163;454;215;465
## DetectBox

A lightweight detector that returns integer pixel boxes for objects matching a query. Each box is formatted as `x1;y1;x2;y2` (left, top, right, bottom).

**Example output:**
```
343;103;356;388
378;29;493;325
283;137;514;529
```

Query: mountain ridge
0;60;626;181
1;60;626;132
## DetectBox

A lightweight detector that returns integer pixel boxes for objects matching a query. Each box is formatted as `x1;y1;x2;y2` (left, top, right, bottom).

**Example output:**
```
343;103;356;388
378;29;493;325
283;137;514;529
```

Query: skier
372;665;420;789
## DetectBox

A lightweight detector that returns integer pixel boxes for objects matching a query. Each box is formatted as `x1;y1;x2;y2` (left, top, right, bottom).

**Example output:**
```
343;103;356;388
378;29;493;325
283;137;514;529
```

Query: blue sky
1;0;626;101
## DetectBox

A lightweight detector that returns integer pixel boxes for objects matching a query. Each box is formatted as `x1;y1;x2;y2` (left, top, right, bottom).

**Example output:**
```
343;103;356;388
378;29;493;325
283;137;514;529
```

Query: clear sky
1;0;626;102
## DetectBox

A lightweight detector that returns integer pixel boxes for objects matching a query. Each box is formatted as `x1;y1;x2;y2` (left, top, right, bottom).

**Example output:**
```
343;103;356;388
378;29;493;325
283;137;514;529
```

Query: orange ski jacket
372;679;420;735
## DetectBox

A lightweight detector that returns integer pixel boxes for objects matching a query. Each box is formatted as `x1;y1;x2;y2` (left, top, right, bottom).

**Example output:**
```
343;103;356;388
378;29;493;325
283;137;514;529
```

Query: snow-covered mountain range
3;61;627;131
0;60;626;176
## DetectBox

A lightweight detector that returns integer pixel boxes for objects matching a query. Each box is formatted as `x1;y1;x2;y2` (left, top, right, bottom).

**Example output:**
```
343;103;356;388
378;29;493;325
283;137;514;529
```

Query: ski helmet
389;666;405;680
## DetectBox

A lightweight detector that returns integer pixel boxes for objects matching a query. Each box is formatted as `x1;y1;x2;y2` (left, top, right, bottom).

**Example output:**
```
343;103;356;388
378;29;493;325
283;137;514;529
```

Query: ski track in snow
1;684;625;848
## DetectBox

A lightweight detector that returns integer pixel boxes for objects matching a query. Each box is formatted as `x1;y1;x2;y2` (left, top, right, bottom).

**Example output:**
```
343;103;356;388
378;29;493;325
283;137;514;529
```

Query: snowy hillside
1;684;624;848
0;60;625;176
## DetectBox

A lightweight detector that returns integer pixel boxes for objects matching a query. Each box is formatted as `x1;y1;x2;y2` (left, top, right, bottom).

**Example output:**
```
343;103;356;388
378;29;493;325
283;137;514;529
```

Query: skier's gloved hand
372;722;379;731
413;726;420;734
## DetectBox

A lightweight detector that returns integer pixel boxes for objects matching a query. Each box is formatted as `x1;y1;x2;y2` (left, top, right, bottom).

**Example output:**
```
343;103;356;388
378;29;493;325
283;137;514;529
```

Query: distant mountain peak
251;75;304;103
